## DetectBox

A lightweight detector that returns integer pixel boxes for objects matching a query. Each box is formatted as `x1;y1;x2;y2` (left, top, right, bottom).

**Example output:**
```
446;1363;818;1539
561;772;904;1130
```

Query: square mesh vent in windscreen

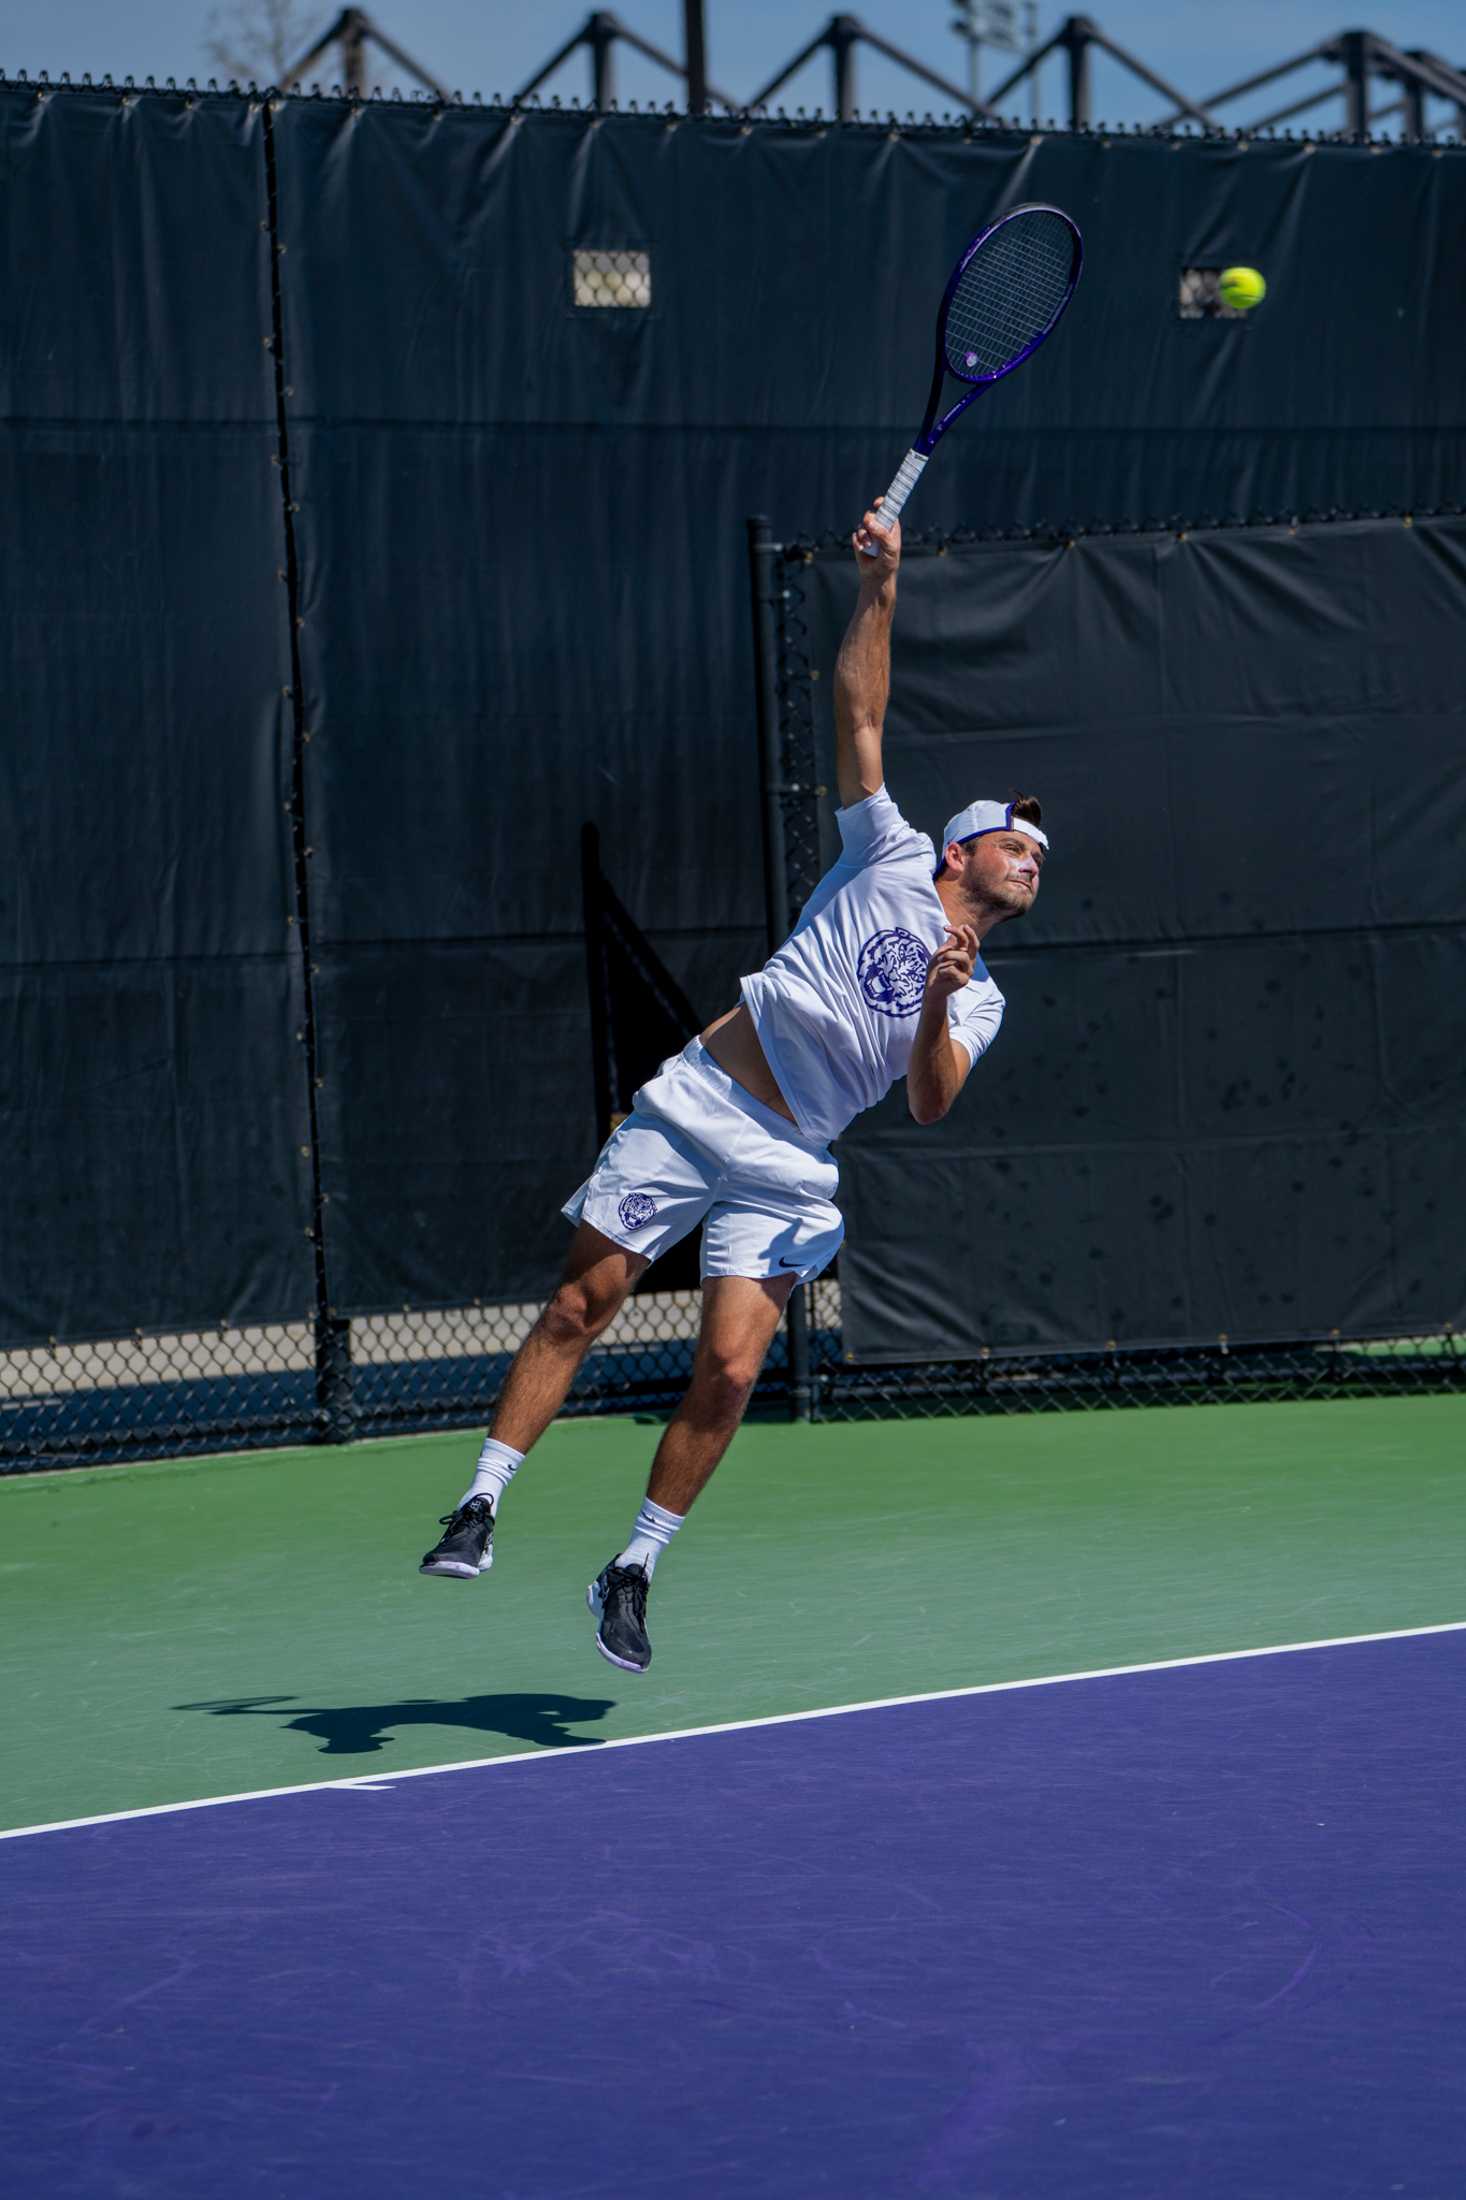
1178;267;1247;321
573;249;652;309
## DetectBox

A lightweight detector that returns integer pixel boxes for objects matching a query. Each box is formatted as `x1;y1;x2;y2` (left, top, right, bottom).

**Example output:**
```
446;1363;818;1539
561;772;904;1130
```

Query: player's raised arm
832;503;901;810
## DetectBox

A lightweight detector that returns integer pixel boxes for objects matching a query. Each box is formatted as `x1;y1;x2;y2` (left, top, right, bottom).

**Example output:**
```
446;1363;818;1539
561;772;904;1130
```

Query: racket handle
859;449;928;553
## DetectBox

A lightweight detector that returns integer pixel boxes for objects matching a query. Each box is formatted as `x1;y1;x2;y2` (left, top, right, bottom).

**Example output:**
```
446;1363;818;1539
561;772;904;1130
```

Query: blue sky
10;3;1464;129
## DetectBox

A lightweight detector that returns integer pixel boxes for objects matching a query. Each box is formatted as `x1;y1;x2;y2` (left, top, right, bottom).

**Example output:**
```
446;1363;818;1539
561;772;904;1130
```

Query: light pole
951;0;1037;115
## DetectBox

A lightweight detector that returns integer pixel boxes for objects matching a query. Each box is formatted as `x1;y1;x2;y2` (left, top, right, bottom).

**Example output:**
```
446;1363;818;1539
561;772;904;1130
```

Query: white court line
5;1616;1464;1845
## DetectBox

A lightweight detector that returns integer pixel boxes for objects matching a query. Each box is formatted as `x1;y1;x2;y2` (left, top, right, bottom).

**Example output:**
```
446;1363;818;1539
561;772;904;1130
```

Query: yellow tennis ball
1218;265;1266;311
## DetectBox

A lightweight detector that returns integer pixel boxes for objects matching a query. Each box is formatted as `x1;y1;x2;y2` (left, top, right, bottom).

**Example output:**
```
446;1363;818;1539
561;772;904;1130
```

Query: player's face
960;831;1043;916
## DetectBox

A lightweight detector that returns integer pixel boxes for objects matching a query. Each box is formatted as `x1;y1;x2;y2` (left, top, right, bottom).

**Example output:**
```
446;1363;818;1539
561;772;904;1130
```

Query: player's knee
697;1349;763;1419
542;1278;622;1346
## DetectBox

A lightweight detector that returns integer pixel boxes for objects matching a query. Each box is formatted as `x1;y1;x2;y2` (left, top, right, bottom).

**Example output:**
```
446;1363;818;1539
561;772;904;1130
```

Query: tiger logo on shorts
618;1192;657;1230
857;928;929;1018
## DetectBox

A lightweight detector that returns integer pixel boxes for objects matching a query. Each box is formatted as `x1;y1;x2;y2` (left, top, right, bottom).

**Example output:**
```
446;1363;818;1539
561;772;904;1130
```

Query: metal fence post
1340;28;1370;136
683;0;708;113
316;1314;355;1443
262;98;357;1450
747;516;812;1422
831;15;861;121
580;823;617;1144
1063;14;1094;127
590;11;618;107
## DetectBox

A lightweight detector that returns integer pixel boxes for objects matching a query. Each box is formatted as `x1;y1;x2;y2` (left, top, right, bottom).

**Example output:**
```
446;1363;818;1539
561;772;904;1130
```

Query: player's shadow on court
174;1691;617;1759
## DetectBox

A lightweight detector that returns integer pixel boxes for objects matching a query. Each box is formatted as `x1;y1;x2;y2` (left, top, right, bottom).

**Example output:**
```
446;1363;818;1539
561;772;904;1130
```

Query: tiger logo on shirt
856;928;929;1018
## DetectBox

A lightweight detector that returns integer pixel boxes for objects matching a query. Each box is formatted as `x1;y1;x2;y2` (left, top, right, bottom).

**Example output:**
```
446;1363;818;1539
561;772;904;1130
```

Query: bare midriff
699;1004;798;1125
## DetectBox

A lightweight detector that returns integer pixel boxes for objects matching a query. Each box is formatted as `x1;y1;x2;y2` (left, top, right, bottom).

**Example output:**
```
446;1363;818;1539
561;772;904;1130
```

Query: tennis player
418;503;1048;1671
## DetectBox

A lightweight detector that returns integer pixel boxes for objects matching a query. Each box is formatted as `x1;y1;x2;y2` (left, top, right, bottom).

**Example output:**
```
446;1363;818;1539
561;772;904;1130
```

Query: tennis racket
863;203;1083;550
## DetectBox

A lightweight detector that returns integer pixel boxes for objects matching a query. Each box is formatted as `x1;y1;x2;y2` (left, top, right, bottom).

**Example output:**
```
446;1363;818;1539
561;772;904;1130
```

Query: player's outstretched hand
925;924;978;1003
853;498;901;579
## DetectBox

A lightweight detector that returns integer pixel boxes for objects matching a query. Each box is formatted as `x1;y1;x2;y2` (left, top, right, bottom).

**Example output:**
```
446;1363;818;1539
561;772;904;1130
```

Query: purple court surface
4;1629;1464;2199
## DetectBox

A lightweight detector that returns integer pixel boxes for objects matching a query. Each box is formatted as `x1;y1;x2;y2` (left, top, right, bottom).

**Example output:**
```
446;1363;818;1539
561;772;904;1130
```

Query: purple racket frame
864;203;1084;550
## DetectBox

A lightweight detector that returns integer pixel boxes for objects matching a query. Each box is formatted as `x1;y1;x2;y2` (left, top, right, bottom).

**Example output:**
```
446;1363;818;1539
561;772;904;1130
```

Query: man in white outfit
418;502;1049;1671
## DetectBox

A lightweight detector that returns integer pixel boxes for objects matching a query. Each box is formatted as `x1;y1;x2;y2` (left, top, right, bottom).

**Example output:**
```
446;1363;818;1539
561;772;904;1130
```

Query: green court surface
3;1395;1463;1836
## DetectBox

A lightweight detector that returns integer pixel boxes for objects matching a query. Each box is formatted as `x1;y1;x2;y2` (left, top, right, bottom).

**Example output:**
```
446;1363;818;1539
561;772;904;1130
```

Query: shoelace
437;1500;491;1533
605;1565;648;1626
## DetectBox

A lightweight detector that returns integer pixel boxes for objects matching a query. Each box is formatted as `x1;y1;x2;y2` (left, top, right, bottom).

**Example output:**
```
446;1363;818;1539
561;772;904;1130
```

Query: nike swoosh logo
777;1257;803;1271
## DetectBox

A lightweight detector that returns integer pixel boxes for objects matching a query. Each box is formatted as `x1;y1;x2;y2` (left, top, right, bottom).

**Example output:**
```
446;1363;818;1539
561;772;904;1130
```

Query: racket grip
859;449;928;554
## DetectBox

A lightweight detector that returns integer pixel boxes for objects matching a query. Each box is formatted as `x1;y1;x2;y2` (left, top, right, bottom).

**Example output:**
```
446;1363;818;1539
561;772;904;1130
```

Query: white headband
940;799;1049;853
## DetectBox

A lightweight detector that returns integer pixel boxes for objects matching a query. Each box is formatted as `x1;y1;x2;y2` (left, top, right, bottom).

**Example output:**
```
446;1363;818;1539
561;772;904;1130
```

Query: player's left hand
925;924;978;1002
853;498;901;578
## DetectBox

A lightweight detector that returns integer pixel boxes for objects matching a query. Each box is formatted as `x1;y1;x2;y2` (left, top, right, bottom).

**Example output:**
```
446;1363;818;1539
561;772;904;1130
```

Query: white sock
616;1497;685;1577
459;1437;524;1513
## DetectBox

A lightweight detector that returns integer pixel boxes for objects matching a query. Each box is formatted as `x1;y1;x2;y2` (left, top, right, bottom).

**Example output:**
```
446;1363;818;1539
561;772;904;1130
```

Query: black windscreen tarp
0;89;315;1347
266;103;1466;1316
3;87;1462;1343
801;519;1466;1358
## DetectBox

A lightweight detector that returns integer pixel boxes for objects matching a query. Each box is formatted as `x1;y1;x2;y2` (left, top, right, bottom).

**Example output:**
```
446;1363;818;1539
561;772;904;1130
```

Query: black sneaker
419;1496;495;1580
587;1560;652;1673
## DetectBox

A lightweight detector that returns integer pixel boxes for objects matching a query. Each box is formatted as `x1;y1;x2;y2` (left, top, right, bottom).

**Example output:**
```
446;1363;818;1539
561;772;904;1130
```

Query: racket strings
944;213;1077;381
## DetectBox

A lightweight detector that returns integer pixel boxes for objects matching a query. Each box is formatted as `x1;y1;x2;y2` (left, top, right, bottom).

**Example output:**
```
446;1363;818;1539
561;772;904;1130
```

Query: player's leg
419;1223;646;1580
587;1272;796;1673
492;1224;649;1455
419;1083;722;1583
647;1274;796;1512
587;1162;843;1672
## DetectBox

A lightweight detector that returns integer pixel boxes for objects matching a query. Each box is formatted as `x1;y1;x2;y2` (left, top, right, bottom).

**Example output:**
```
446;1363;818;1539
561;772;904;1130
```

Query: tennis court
5;1395;1463;2195
5;58;1465;2200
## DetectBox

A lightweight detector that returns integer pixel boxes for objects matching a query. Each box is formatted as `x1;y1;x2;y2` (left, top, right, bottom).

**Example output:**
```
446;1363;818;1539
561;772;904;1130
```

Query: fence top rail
778;505;1466;562
2;73;1464;149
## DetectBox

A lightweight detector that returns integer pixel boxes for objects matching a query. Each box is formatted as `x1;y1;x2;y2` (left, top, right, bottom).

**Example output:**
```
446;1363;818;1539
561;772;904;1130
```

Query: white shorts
562;1040;844;1284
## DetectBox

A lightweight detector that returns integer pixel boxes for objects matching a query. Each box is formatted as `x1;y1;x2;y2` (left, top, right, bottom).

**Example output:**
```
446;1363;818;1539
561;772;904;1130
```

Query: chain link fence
4;1268;1456;1472
0;1293;797;1474
803;1277;1461;1417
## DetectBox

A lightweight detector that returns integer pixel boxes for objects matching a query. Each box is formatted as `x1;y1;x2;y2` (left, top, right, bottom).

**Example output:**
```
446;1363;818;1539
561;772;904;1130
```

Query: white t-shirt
740;786;1005;1146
